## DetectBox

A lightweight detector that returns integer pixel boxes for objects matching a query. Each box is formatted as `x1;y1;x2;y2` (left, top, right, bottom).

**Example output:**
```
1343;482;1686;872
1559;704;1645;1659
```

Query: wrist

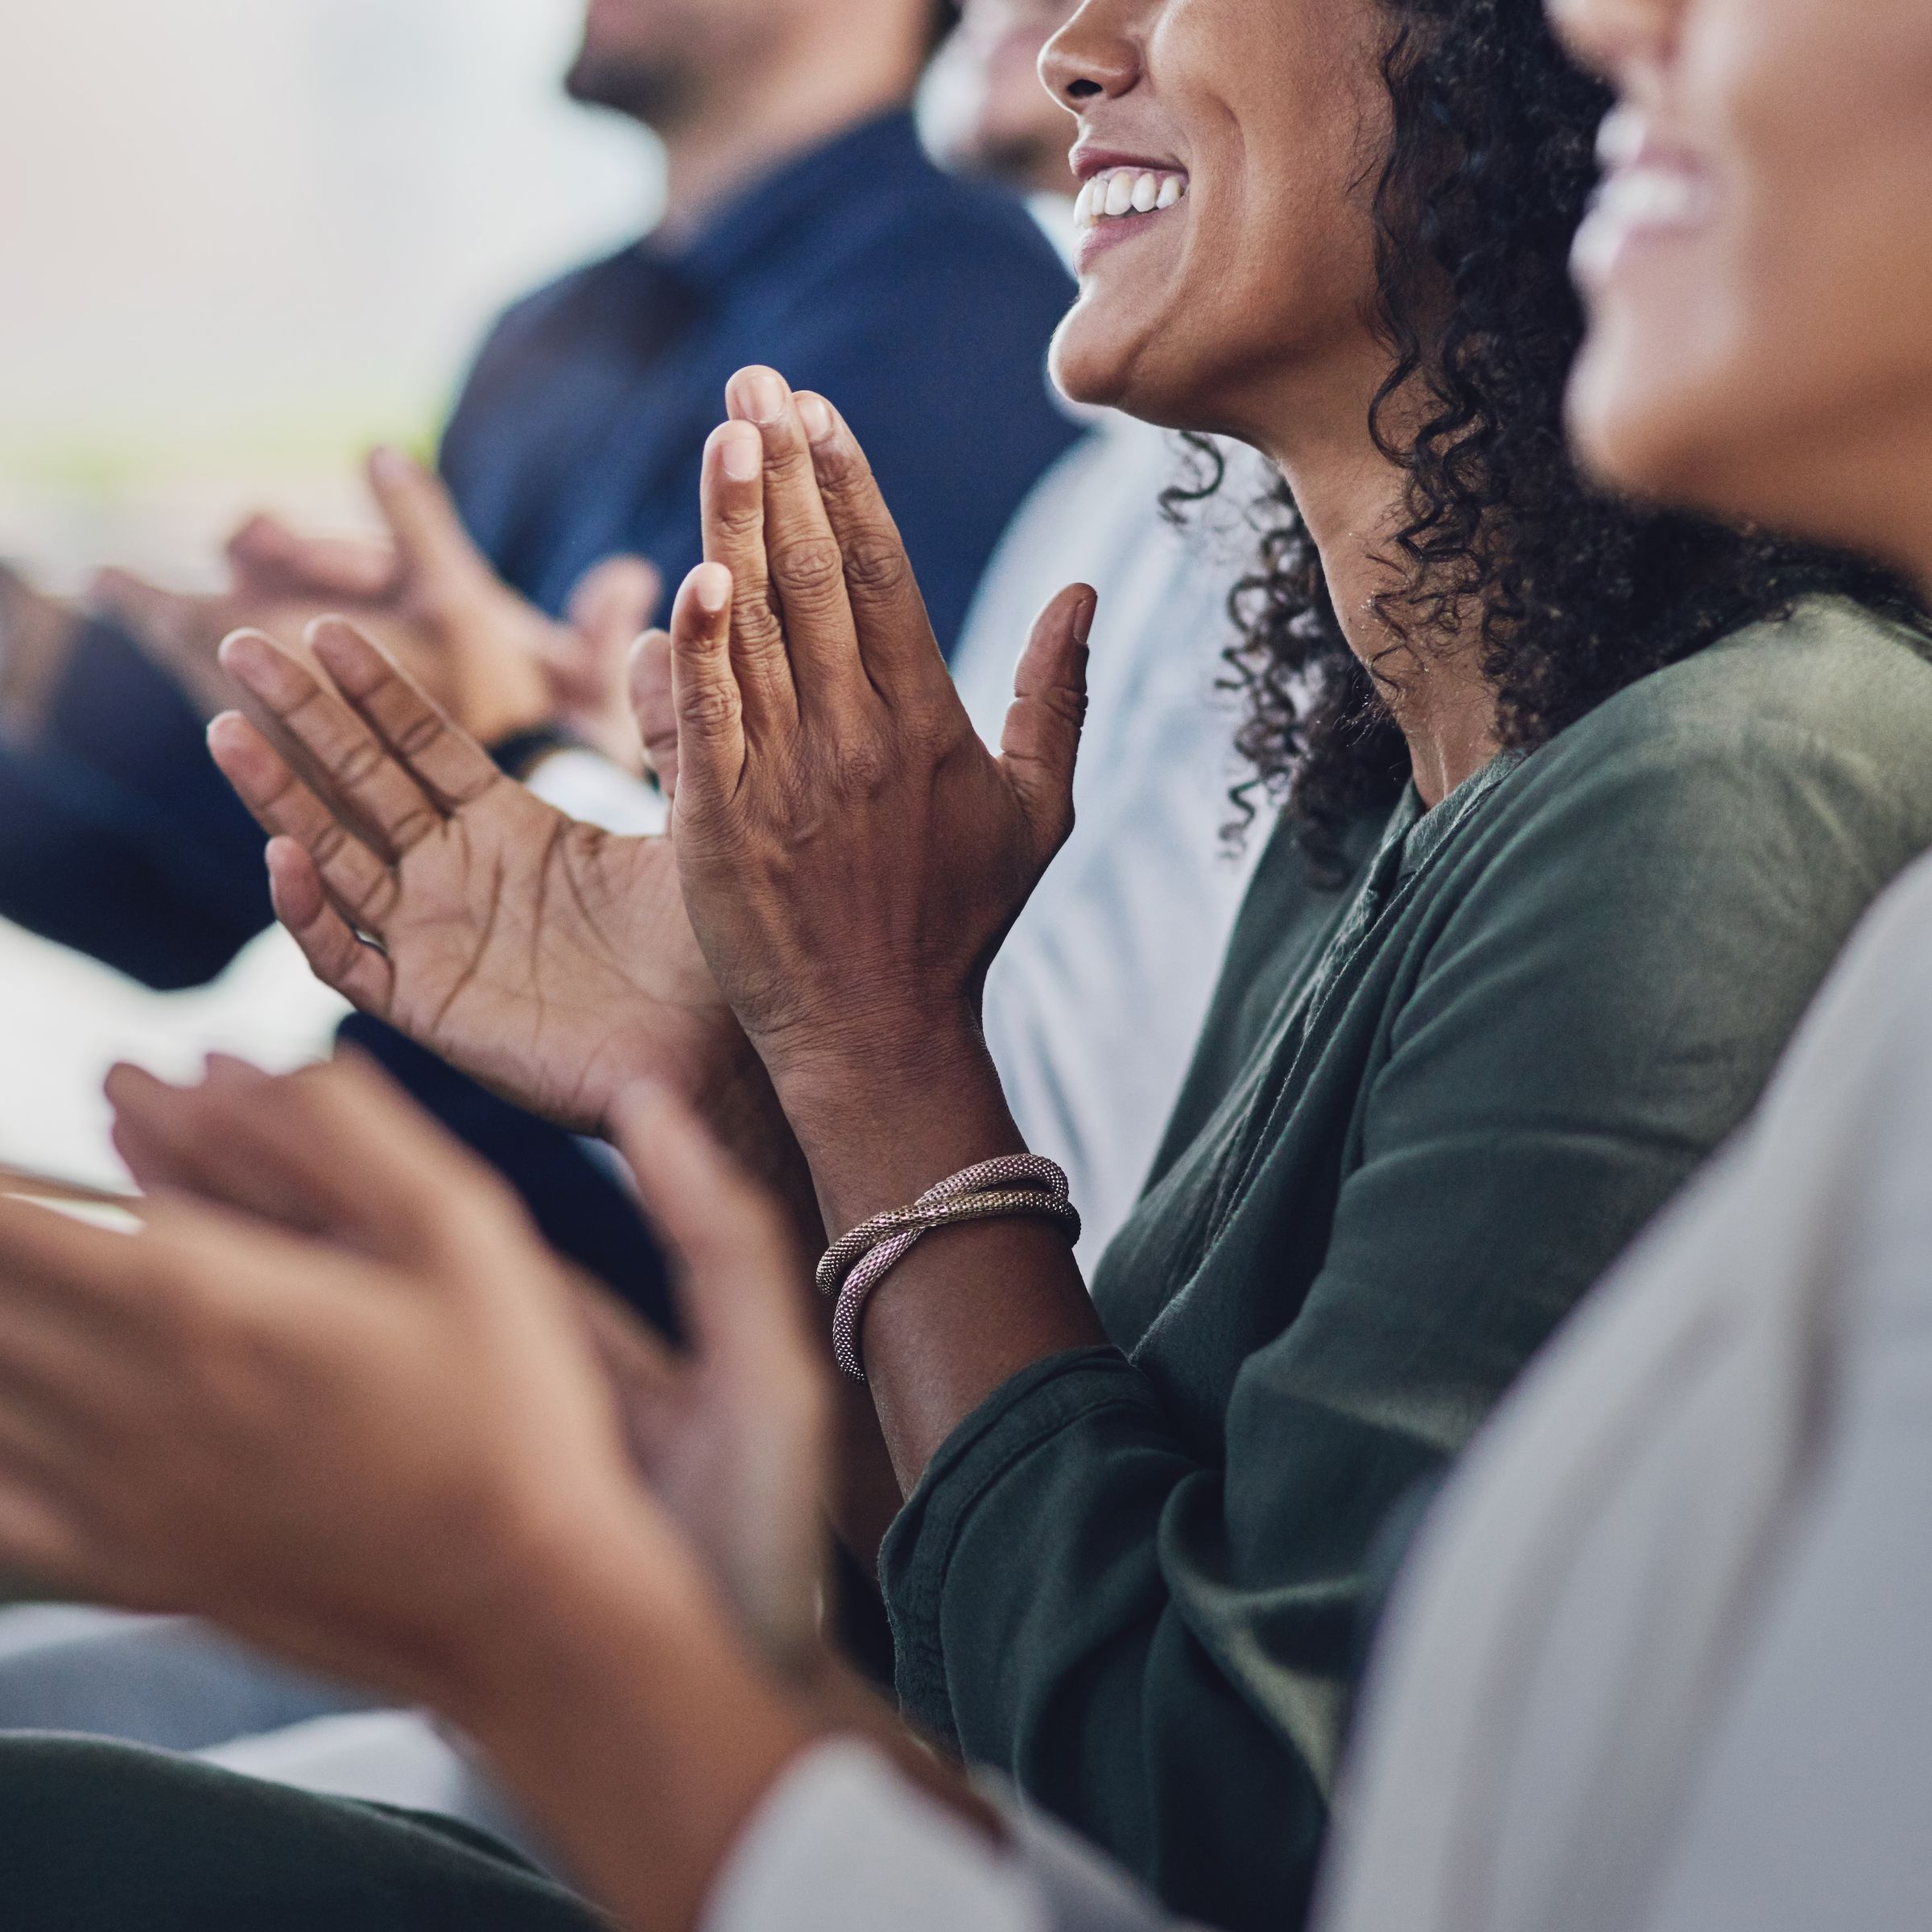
760;1015;1026;1239
452;1510;820;1932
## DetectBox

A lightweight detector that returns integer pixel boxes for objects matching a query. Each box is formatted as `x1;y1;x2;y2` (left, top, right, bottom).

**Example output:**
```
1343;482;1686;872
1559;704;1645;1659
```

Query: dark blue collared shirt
2;109;1078;989
441;109;1080;654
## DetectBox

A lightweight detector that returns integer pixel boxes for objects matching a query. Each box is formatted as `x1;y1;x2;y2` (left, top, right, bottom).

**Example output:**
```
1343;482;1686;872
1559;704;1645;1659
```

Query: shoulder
1535;597;1932;795
804;167;1075;327
1472;600;1932;879
1401;601;1932;1051
466;240;651;363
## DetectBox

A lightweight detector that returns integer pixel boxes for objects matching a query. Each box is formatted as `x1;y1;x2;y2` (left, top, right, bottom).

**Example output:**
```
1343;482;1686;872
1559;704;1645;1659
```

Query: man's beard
564;46;700;130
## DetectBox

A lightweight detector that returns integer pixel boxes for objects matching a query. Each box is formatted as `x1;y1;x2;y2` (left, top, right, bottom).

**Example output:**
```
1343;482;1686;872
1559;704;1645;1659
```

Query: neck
654;32;921;238
1245;347;1503;810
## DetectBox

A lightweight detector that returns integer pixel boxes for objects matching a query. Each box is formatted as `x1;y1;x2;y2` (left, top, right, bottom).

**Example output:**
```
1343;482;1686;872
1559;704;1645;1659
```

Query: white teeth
1072;167;1190;232
1593;165;1710;229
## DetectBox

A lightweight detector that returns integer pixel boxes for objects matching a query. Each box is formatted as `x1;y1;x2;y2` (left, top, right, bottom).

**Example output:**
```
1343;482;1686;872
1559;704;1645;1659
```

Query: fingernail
796;394;836;444
742;369;787;425
218;628;270;674
1074;592;1098;647
691;563;733;616
720;422;762;483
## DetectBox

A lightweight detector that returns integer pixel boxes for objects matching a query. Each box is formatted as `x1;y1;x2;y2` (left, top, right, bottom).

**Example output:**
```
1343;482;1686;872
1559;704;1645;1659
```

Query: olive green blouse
880;599;1932;1932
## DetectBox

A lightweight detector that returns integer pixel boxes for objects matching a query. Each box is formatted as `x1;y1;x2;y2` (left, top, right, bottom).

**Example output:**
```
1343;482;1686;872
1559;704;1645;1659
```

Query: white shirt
952;414;1274;1265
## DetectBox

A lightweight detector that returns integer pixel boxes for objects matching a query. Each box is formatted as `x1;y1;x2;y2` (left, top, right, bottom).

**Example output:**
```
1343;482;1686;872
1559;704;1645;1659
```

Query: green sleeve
881;710;1922;1932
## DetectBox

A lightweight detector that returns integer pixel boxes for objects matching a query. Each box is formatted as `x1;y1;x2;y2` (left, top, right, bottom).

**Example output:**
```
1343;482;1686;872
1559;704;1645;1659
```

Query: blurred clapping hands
94;449;660;771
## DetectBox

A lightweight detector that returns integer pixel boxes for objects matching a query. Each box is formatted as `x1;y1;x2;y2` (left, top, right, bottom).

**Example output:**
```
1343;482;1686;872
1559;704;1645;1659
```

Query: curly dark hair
1183;0;1924;877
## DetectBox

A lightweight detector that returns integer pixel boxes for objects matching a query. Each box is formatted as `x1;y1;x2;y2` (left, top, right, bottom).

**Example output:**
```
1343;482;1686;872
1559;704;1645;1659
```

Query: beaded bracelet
815;1156;1081;1383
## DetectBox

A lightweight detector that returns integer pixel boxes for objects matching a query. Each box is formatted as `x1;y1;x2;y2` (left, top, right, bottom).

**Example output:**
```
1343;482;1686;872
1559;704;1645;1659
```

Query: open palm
209;617;745;1136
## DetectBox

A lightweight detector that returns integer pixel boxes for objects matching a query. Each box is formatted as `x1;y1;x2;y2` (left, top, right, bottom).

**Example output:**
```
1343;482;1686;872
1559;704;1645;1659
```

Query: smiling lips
1572;109;1715;291
1073;167;1190;233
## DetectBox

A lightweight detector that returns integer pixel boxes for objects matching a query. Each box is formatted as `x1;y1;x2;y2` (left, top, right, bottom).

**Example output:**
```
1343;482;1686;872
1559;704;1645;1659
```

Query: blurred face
1557;0;1932;569
568;0;782;126
927;0;1080;194
1040;0;1393;437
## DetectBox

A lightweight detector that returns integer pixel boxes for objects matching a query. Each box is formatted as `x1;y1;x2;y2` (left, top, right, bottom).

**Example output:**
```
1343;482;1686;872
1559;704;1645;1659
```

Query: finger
89;568;208;667
565;555;662;663
725;369;863;714
105;1060;341;1235
365;448;489;600
612;1084;812;1366
266;838;398;1015
216;629;444;855
666;564;745;814
793;395;944;700
0;1472;97;1599
629;628;680;799
205;708;402;935
228;515;399;605
303;619;502;815
700;418;796;737
1000;584;1096;863
230;1050;525;1268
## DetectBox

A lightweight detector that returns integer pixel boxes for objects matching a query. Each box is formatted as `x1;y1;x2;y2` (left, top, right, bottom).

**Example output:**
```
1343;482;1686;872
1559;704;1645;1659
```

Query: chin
1048;301;1206;434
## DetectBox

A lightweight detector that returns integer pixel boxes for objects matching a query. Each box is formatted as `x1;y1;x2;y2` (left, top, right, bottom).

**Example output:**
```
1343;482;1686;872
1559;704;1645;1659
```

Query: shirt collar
655;109;928;298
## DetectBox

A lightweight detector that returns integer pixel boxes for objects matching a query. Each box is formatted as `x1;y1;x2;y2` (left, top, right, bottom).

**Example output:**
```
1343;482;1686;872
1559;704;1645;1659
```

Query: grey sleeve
1640;1000;1932;1932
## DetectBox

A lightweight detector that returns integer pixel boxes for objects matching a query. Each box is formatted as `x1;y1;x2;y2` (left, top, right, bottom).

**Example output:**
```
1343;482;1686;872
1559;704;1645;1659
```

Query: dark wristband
489;724;581;782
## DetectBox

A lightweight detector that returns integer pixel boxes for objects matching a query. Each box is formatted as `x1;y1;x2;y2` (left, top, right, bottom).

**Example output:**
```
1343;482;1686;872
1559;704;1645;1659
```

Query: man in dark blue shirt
0;0;1077;1309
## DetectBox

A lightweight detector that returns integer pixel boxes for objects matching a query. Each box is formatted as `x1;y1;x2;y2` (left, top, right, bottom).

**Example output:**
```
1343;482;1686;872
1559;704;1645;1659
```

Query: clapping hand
0;1053;833;1690
98;449;658;766
204;618;762;1146
658;366;1095;1108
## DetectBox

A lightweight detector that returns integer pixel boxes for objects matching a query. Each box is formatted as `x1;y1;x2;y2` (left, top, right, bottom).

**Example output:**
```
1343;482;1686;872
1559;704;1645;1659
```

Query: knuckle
332;738;386;791
733;598;787;655
394;710;445;760
679;681;741;736
842;535;910;600
769;537;845;602
832;735;893;795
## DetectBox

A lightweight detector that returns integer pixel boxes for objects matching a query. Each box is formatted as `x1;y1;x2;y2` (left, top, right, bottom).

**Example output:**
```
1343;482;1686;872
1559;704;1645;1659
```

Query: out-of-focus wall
0;0;662;1181
0;0;659;583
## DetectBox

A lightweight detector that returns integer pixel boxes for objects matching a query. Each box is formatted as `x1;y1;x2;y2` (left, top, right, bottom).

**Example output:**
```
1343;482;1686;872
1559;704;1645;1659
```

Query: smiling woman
3;2;1932;1930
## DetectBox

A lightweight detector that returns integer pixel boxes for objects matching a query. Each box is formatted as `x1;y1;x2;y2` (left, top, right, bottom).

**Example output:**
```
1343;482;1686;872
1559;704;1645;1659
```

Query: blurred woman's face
1558;0;1932;568
1039;0;1393;440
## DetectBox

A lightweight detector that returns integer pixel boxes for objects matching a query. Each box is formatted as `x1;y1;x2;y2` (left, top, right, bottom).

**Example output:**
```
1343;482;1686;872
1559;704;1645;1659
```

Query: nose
1039;0;1142;110
1546;0;1684;84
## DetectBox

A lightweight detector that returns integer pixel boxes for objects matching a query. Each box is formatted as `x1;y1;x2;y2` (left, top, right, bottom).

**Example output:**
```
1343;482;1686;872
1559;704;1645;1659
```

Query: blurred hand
101;1055;833;1671
205;618;765;1146
661;368;1094;1095
97;449;659;763
0;562;83;740
0;1055;658;1707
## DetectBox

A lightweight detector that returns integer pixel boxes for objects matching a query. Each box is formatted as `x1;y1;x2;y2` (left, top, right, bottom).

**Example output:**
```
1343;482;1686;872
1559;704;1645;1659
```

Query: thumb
365;447;487;597
610;1083;813;1372
566;555;662;658
629;625;680;799
999;583;1095;861
551;555;661;709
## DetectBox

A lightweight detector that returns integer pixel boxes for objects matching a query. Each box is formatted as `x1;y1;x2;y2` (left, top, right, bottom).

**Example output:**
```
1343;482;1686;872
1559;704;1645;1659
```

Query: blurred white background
0;0;661;1183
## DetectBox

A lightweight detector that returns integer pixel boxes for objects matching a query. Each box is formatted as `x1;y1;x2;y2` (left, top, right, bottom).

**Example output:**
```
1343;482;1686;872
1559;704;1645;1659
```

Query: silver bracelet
817;1156;1080;1383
